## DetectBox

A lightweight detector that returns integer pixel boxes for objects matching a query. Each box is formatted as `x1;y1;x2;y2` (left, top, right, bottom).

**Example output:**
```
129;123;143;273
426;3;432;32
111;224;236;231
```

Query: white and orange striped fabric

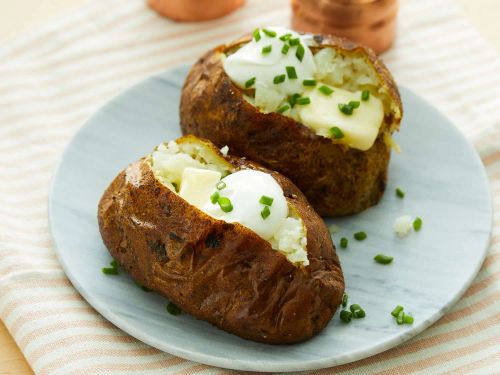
1;0;499;373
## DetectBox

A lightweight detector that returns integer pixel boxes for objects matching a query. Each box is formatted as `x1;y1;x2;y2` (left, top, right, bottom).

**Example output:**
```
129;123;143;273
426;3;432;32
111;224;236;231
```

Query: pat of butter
179;167;222;208
298;85;384;151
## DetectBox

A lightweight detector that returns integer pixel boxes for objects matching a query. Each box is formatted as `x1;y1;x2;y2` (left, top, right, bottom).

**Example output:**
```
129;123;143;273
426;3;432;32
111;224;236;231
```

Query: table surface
0;0;499;374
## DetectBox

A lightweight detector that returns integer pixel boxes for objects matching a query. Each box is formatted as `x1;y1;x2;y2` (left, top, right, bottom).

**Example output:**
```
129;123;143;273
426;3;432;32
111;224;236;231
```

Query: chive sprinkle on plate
166;302;182;316
413;217;423;231
354;231;367;241
340;237;348;248
395;187;405;198
374;253;394;265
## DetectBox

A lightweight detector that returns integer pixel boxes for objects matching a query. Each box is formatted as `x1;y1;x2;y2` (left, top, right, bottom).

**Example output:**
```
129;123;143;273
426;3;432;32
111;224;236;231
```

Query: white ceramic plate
48;66;492;372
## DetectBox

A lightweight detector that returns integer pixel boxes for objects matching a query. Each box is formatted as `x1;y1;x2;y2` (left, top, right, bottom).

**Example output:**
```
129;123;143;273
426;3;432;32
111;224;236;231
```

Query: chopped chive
273;74;286;84
253;28;261;42
262;28;277;37
262;45;272;54
403;314;414;324
259;195;274;206
329;126;344;139
338;103;354;115
349;304;366;319
102;267;118;275
110;260;118;269
361;90;370;101
391;305;404;317
277;104;290;114
134;280;151;292
289;37;300;46
216;181;226;190
349;100;360;109
210;191;220;204
286;66;297;79
279;33;292;41
374;254;394;265
281;43;290;55
245;77;256;88
166;302;182;316
318;85;334;95
340;237;348;248
218;196;233;213
303;79;316;86
350;304;363;313
261;205;271;219
342;293;348;308
295;43;305;61
288;93;301;107
413;217;423;231
354;231;367;241
396;310;405;325
340;309;352;323
395;187;405;198
296;97;311;105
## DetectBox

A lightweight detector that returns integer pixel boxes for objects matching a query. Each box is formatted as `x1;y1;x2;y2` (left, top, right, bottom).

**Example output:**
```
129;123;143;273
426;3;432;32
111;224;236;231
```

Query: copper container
291;0;398;54
148;0;245;22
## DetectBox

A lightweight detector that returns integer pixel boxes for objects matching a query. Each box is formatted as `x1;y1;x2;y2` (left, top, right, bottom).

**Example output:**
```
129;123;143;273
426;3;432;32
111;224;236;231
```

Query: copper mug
149;0;245;22
291;0;398;54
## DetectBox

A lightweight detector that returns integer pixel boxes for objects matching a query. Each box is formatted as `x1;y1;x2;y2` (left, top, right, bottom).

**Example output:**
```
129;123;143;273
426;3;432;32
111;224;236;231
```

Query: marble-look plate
49;66;492;372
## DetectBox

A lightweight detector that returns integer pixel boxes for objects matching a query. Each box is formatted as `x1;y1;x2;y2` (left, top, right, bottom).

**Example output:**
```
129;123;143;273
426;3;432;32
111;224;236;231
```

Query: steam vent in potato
98;135;344;344
180;27;403;216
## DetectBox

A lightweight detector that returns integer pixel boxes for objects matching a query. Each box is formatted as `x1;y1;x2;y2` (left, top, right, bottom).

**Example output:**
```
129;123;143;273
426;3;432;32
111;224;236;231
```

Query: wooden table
0;0;498;373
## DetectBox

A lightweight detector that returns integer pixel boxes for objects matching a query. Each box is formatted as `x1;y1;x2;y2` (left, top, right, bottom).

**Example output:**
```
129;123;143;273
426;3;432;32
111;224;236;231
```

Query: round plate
49;66;492;372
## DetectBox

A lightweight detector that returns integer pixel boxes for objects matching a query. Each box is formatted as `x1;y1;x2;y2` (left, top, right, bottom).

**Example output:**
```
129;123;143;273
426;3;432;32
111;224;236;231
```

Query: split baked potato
180;27;403;217
98;135;344;344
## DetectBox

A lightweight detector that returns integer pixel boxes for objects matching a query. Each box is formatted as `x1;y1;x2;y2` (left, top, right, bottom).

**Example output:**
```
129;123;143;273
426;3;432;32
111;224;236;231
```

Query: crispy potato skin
180;34;402;216
98;157;344;344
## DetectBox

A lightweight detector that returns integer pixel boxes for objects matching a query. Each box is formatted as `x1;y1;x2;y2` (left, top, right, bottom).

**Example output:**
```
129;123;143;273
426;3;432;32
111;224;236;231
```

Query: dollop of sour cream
224;26;316;112
201;169;288;240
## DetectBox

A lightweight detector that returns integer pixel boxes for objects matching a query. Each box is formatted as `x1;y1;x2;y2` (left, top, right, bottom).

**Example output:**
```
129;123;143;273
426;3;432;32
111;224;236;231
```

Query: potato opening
147;136;309;267
222;28;401;151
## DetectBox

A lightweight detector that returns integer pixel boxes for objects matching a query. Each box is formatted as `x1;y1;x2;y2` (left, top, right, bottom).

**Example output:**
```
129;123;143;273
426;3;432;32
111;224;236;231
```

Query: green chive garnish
216;181;226;190
295;43;305;61
318;85;334;95
259;195;274;206
253;28;261;42
288;93;301;108
413;217;423;231
350;304;366;319
296;97;310;105
303;79;316;86
166;302;182;316
281;43;290;55
245;77;256;88
262;28;277;37
110;260;118;268
396;310;405;325
102;267;118;275
273;74;286;84
403;314;414;324
262;45;272;54
289;37;300;46
340;310;352;323
261;205;271;219
218;196;233;213
286;66;297;79
329;126;344;139
277;105;290;114
349;100;360;109
279;33;292;41
340;237;348;248
391;305;404;317
395;187;405;198
338;103;354;115
342;293;348;308
361;90;370;101
210;191;220;204
354;231;367;241
374;254;394;265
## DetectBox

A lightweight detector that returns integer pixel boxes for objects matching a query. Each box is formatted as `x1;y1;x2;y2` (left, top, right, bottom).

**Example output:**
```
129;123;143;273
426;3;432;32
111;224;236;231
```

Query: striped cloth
1;0;499;373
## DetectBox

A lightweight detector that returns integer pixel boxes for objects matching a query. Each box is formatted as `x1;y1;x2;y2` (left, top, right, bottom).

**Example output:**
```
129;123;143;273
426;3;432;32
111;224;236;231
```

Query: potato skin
98;156;344;344
180;34;402;217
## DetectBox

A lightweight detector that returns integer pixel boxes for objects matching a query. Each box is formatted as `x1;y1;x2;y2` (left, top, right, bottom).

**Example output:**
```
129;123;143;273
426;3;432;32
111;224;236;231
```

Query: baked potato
98;135;344;344
180;27;403;217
